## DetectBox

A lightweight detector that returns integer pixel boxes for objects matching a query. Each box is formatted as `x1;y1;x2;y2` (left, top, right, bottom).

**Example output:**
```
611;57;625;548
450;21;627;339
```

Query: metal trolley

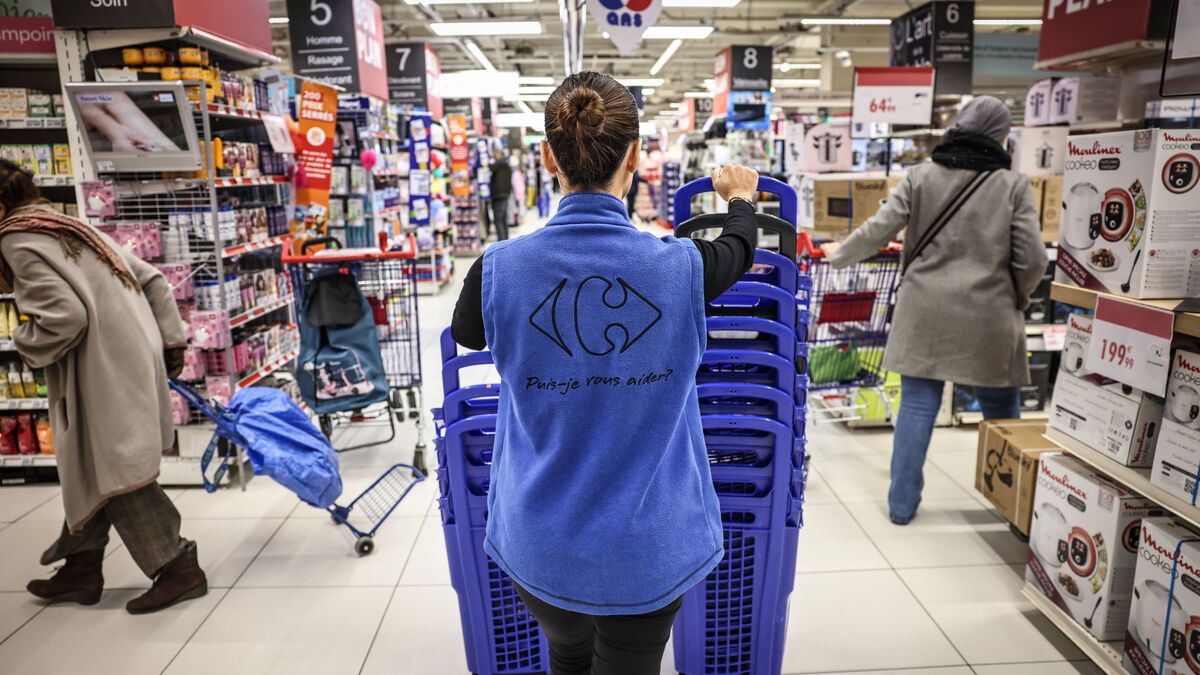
282;236;427;474
797;232;903;425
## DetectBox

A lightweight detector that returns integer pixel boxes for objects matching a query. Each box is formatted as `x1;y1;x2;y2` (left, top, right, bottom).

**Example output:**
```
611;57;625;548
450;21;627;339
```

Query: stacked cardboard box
975;419;1059;536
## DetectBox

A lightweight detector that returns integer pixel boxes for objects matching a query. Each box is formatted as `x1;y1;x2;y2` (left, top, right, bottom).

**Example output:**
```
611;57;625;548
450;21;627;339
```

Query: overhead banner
291;79;339;247
588;0;662;55
890;0;974;96
286;0;388;100
1037;0;1169;65
387;42;442;116
851;67;935;126
0;0;54;55
51;0;271;55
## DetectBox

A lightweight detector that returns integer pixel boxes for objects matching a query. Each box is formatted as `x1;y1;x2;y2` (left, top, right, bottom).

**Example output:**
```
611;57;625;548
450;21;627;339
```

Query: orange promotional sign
448;114;470;198
291;79;339;247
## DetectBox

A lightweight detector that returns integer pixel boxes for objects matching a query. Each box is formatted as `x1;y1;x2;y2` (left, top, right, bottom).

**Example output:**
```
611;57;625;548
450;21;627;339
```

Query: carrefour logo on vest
600;0;653;26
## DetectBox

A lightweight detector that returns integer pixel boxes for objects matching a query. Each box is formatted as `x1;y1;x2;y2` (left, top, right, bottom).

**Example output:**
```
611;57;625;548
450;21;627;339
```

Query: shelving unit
1020;583;1126;675
1050;282;1200;338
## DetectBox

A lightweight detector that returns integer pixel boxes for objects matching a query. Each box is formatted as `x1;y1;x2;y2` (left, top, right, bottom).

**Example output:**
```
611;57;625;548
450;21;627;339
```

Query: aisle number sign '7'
1085;296;1175;398
851;67;935;127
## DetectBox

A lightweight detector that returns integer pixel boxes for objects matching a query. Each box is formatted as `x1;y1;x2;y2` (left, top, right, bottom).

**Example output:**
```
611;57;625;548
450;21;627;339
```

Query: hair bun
557;86;606;139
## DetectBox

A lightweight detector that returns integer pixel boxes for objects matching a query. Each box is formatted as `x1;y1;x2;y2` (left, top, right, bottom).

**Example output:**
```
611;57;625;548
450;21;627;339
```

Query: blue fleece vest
481;191;722;615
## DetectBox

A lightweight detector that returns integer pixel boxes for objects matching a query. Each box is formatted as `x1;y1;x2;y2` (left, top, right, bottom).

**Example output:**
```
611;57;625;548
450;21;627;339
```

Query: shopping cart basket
170;380;425;556
797;232;902;424
283;236;427;474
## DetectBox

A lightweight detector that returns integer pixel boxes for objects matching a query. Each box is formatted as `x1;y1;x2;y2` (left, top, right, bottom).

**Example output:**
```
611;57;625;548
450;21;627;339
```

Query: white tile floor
0;221;1103;675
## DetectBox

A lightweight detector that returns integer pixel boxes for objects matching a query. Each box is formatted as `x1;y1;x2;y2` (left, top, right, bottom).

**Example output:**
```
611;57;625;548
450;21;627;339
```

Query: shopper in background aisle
626;169;643;222
0;160;207;614
821;96;1048;526
490;148;513;242
451;72;759;675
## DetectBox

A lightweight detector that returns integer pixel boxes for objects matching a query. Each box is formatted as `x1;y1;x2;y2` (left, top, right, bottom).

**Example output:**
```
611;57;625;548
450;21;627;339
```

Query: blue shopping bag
298;268;390;415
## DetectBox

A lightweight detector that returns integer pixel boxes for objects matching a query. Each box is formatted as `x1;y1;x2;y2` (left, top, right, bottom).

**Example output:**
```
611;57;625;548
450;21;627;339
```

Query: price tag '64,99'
1085;296;1175;397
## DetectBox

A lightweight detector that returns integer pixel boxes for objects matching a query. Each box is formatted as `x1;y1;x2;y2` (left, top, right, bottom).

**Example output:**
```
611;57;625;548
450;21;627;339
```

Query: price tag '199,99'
1085;296;1175;397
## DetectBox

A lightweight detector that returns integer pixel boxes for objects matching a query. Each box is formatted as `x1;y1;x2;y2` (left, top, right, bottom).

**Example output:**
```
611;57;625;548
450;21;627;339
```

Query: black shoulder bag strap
902;169;996;275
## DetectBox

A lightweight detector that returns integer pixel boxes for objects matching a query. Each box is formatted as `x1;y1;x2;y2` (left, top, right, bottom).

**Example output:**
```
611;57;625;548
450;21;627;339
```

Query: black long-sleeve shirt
490;162;513;199
451;199;757;350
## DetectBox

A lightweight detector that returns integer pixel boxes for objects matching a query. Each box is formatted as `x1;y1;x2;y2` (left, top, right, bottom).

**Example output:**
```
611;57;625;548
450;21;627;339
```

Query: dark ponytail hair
544;72;640;191
0;159;44;217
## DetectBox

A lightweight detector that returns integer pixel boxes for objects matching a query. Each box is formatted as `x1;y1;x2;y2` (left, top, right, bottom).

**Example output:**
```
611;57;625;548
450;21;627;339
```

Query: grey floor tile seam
158;511;290;675
0;600;47;647
815;463;974;670
8;490;59;523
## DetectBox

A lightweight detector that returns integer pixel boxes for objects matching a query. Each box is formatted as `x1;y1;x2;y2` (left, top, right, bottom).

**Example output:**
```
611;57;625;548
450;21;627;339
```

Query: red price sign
1086;296;1175;397
852;67;934;126
869;98;897;114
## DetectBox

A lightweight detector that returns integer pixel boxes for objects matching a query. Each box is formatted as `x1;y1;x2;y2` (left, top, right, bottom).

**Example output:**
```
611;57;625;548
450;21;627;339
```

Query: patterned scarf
0;205;141;295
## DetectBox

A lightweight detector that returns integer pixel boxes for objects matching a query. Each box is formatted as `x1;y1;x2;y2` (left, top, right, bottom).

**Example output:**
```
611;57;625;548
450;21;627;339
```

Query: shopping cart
797;232;903;425
282;235;427;474
170;380;425;556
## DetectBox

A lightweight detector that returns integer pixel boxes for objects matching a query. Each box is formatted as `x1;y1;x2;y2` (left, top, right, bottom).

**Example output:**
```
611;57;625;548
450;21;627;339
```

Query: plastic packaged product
15;413;35;454
20;365;36;398
34;368;45;397
7;364;22;399
34;414;53;454
0;416;17;455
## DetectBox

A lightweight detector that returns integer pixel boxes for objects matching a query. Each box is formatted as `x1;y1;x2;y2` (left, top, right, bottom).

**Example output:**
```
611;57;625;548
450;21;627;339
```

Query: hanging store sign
291;79;339;247
447;114;470;198
1036;0;1168;65
0;0;54;55
587;0;662;55
51;0;271;55
851;67;935;126
890;1;974;97
387;42;442;116
286;0;388;101
1086;296;1175;397
713;45;773;120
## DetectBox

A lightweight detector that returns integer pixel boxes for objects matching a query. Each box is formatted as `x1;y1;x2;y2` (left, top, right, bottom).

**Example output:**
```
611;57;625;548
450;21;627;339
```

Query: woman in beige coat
0;159;207;614
822;97;1048;525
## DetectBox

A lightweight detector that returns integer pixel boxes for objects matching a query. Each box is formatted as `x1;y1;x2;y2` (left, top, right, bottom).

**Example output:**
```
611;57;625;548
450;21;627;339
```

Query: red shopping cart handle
282;233;419;263
797;232;903;259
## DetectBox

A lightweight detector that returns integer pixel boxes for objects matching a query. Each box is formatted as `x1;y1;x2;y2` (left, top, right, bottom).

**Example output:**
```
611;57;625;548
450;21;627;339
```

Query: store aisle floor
0;235;1099;675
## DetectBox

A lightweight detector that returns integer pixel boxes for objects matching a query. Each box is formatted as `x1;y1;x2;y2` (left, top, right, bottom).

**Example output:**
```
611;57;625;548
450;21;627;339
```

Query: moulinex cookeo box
1056;129;1200;299
1049;314;1165;466
1125;518;1200;675
1027;453;1159;641
1151;350;1200;504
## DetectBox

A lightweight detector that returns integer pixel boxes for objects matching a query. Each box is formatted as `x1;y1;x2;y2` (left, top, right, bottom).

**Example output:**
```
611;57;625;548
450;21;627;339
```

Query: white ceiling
268;0;1046;115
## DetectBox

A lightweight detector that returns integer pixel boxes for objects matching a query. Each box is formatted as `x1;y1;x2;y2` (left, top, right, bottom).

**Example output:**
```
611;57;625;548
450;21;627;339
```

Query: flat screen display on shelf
727;91;771;131
65;82;202;173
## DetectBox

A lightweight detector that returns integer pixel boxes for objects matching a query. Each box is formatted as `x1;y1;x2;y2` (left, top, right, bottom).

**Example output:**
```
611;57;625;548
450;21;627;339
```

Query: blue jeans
890;376;1021;523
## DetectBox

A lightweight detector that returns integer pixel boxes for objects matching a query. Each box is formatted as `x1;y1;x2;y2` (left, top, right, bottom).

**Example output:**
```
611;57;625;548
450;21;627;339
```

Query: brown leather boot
27;549;104;605
125;541;207;615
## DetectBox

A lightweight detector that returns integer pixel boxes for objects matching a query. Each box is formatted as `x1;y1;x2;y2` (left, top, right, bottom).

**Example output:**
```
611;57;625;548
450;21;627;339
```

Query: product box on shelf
1049;314;1164;467
1151;350;1200;505
1010;126;1069;177
1042;175;1063;243
809;175;852;235
1048;77;1122;126
975;419;1059;536
850;175;902;229
1057;129;1200;299
1026;453;1159;641
1124;517;1200;675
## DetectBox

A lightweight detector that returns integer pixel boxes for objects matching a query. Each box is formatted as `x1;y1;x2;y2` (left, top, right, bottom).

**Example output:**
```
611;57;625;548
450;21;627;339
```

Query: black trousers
514;583;682;675
492;196;510;241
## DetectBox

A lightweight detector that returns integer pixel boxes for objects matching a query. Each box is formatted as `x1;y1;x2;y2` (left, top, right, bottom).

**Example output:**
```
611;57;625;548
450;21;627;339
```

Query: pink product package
155;263;195;301
204;377;233;407
233;342;250;374
170;391;190;425
108;222;162;260
179;347;207;382
190;311;231;350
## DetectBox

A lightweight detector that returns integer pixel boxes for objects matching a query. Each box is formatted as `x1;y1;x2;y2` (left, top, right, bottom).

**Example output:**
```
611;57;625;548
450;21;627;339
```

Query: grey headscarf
951;96;1011;144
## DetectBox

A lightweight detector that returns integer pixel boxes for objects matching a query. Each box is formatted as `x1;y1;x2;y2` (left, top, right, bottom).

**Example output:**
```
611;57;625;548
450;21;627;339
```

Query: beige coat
830;162;1049;388
2;208;185;531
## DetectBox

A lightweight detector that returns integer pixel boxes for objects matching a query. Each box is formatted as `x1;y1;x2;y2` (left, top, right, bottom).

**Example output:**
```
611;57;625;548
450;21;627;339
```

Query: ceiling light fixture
683;91;710;98
517;101;535;115
268;17;289;24
974;18;1042;25
518;76;556;85
463;41;495;71
800;18;890;26
517;86;556;95
774;78;821;87
643;88;657;95
649;39;683;76
618;77;665;87
504;94;555;102
406;0;534;3
642;26;714;39
776;63;821;71
430;21;543;36
663;0;741;6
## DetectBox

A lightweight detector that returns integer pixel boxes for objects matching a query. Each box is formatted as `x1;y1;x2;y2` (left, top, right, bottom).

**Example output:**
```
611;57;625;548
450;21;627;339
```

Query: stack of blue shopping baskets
433;176;808;675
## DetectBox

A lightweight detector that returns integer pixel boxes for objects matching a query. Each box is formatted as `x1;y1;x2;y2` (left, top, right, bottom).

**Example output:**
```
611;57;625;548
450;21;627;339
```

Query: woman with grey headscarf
821;96;1048;525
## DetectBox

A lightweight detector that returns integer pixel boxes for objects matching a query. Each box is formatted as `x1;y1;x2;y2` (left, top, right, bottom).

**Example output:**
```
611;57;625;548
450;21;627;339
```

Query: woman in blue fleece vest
452;71;760;675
